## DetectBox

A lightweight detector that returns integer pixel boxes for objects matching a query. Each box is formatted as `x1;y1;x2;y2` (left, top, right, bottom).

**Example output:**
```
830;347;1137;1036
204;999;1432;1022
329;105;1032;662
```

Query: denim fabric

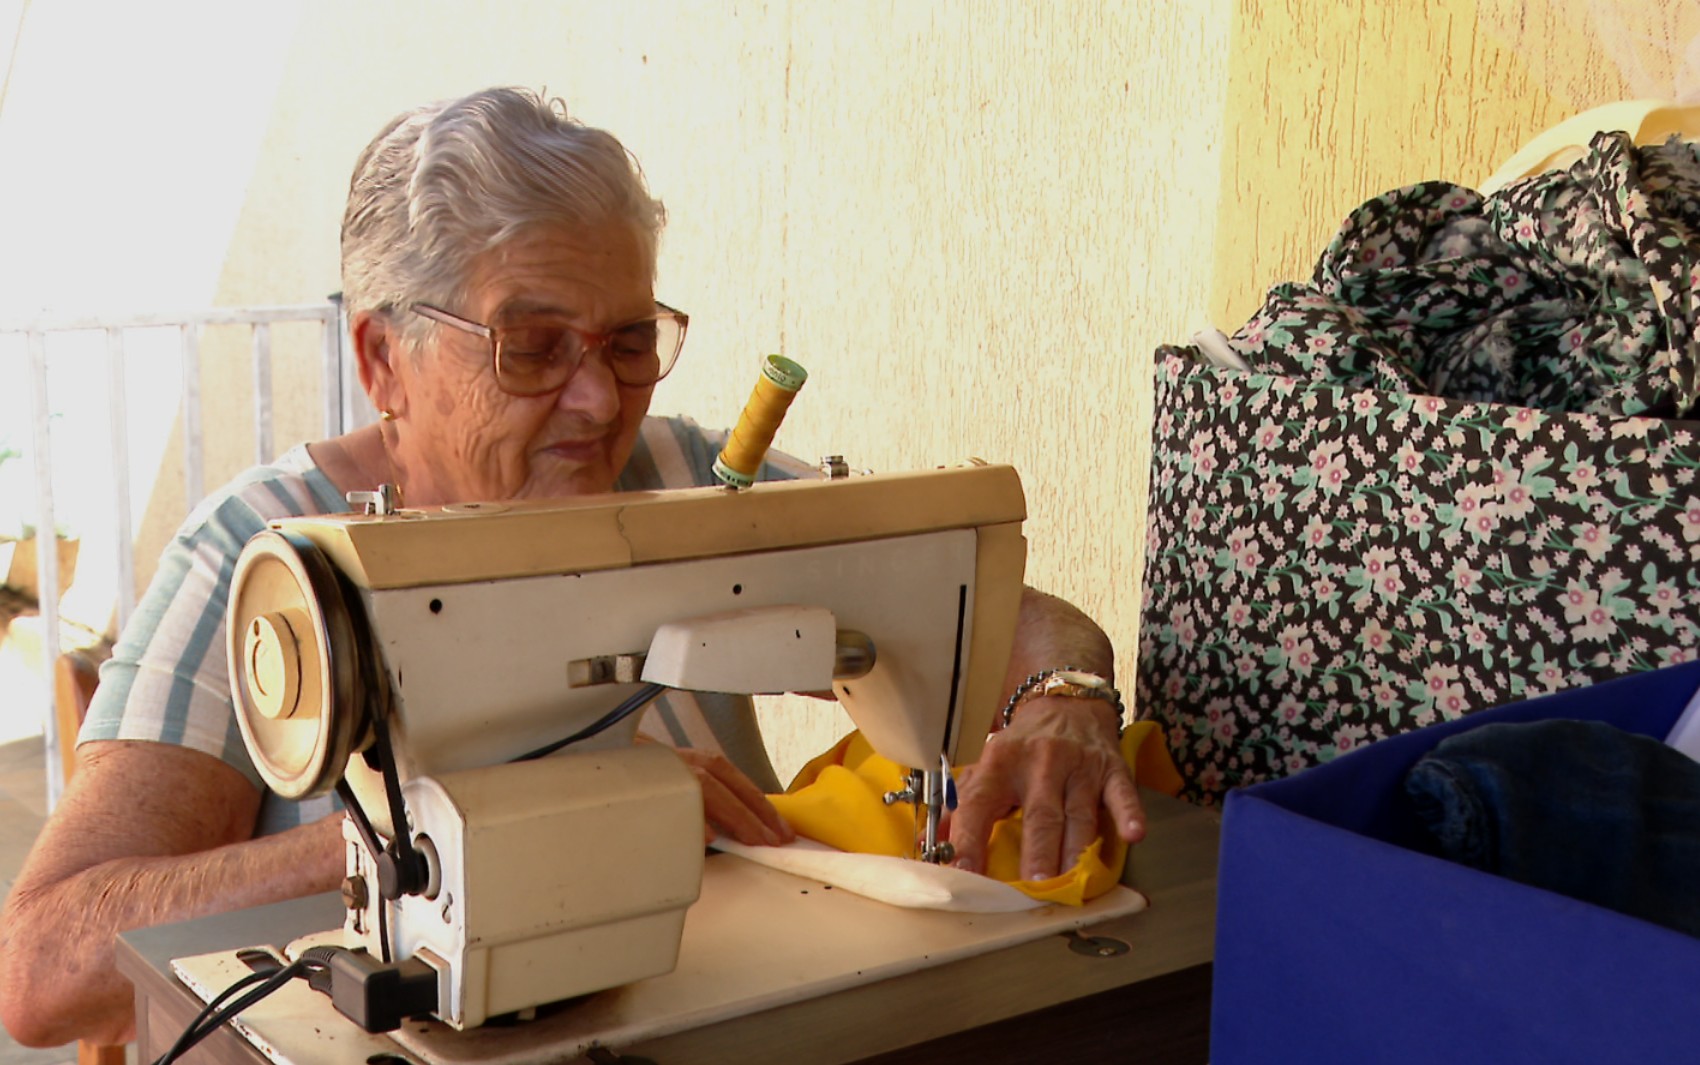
1405;719;1700;938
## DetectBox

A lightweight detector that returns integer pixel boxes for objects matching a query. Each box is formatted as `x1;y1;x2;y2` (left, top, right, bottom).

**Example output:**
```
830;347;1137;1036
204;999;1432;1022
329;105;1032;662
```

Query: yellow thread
714;355;808;488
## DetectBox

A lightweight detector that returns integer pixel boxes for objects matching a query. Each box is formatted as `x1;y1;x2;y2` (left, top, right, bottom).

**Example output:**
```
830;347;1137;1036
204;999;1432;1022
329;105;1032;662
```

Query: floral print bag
1138;132;1700;806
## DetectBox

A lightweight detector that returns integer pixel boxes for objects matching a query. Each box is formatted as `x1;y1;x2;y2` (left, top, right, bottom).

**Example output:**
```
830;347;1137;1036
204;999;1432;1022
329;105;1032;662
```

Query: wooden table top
119;788;1219;1064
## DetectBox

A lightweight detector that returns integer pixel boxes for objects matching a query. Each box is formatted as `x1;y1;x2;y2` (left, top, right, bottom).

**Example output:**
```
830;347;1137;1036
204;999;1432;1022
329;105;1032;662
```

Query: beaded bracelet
1000;665;1126;735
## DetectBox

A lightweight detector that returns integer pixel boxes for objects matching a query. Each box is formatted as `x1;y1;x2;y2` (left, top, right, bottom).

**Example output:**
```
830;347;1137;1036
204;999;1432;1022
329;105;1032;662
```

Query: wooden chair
51;649;127;1065
51;650;101;791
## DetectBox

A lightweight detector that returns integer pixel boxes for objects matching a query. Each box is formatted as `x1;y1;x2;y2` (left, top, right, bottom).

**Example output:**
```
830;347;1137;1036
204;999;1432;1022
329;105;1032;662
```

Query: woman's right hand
645;741;796;847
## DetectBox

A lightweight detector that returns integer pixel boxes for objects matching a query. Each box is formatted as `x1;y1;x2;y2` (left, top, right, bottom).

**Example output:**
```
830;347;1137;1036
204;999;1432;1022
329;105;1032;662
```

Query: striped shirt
81;416;808;835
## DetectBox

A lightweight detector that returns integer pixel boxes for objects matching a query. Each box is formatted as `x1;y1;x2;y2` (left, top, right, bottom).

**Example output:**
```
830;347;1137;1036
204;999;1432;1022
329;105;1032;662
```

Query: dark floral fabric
1137;132;1700;807
1246;132;1700;419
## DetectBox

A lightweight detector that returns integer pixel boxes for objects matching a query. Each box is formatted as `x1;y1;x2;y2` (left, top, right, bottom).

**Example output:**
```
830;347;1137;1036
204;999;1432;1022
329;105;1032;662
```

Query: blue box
1212;660;1700;1064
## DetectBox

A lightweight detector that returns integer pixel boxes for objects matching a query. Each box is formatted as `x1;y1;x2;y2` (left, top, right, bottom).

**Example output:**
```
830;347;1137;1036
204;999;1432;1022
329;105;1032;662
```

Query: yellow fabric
770;720;1182;905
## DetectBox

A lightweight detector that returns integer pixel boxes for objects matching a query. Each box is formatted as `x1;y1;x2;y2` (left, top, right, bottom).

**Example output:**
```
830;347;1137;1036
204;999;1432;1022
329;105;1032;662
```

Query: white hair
340;87;666;331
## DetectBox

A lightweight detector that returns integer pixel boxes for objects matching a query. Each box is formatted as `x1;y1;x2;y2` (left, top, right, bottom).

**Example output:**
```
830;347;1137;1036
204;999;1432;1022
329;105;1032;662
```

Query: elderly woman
0;87;1140;1047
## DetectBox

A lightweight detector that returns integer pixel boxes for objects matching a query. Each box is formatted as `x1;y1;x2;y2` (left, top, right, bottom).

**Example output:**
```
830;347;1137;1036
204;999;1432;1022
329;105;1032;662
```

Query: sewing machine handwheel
227;529;370;799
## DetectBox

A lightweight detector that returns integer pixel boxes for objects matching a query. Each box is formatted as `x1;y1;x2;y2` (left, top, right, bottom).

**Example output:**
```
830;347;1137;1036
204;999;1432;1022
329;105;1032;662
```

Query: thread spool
714;355;808;488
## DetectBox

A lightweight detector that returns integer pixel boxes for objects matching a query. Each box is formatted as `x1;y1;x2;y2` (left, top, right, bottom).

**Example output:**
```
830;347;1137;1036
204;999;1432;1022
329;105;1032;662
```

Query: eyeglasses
410;301;688;396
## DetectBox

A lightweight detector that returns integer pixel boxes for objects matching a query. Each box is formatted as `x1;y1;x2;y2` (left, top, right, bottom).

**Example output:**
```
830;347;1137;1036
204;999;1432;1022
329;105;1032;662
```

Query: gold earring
380;409;396;421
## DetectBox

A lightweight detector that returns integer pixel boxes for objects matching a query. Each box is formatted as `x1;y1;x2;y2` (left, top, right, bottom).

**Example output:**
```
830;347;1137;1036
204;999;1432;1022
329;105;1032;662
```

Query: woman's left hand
947;698;1144;880
666;745;797;848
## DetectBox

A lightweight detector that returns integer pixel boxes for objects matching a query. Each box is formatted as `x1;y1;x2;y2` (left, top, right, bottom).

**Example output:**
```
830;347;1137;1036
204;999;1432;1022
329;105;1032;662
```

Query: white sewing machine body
223;464;1027;1029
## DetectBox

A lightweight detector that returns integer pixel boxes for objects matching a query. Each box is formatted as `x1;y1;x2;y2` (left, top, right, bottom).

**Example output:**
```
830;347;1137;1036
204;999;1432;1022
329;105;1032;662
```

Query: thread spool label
712;455;757;489
761;355;808;392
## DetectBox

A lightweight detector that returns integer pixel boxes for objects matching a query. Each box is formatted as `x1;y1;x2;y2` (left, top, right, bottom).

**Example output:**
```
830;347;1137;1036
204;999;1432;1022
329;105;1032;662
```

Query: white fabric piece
1663;682;1700;763
711;836;1046;913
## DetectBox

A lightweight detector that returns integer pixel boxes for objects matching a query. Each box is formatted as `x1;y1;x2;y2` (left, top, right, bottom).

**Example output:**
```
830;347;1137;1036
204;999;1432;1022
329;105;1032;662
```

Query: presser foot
882;761;957;864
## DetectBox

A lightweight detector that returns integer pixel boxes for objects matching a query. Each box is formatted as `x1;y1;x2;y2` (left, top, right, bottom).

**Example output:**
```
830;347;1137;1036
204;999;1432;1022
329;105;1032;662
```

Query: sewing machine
218;461;1029;1031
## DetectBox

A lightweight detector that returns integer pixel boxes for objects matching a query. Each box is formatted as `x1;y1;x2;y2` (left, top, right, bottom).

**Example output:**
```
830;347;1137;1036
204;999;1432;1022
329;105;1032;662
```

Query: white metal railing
6;300;363;807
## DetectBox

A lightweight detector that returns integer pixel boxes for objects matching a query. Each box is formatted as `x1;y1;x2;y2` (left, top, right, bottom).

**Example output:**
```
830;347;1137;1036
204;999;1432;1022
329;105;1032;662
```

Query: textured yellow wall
1209;0;1652;326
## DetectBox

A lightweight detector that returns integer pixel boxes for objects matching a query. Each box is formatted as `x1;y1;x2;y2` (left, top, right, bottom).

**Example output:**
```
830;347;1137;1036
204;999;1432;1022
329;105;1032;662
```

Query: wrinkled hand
666;745;797;848
948;698;1144;880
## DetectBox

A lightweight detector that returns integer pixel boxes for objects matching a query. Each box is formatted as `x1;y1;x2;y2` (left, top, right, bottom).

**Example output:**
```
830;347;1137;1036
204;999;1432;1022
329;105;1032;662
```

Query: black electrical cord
512;682;668;762
151;955;326;1065
149;969;270;1065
